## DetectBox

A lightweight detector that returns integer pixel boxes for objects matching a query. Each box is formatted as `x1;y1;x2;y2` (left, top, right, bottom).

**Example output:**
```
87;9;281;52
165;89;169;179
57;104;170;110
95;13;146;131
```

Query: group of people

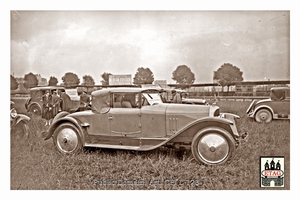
41;89;91;126
41;90;61;126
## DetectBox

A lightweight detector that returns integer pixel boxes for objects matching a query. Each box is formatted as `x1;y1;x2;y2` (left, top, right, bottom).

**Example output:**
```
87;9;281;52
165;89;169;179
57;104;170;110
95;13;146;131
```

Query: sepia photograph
4;0;299;198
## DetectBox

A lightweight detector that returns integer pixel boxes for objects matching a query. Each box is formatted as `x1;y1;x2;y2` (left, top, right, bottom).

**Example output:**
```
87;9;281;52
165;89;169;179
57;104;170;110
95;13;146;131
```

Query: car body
11;101;30;139
246;87;290;123
45;87;247;165
25;86;81;115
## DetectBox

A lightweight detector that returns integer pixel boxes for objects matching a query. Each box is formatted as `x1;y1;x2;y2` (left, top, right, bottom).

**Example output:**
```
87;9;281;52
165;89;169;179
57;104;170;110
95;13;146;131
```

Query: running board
84;143;142;150
84;143;165;151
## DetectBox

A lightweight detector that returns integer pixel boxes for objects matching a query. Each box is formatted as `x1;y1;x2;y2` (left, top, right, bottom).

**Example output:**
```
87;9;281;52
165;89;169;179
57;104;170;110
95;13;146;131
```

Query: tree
213;63;243;91
48;76;58;86
23;72;38;89
172;65;195;89
101;72;112;86
82;75;95;86
133;67;154;86
10;75;18;90
62;72;80;88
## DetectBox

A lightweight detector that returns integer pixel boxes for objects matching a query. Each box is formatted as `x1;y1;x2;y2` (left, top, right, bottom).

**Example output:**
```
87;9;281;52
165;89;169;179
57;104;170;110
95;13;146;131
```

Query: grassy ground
10;100;290;190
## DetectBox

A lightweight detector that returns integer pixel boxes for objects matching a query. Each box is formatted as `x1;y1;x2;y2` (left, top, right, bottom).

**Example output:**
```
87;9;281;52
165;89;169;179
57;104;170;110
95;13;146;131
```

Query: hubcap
259;112;268;121
56;128;78;153
197;133;229;164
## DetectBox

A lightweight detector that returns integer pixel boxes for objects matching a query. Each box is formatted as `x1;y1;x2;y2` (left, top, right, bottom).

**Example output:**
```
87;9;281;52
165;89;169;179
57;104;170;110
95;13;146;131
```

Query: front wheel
255;109;272;123
53;123;82;154
191;127;235;165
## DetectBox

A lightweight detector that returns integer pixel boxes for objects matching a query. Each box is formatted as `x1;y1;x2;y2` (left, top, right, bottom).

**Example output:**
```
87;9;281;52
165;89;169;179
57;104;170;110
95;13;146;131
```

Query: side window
113;93;123;108
112;93;136;108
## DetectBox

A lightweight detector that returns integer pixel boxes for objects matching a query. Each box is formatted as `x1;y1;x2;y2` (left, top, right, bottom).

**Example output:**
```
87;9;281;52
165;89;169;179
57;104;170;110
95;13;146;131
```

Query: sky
10;9;290;85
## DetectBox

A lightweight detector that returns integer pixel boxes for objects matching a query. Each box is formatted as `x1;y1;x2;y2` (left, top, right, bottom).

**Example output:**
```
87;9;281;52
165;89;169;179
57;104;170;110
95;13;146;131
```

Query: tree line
11;63;243;91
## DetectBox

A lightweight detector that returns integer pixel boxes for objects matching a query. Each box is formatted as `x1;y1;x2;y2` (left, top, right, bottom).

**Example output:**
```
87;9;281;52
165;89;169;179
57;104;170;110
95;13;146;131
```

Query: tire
29;104;41;116
53;123;82;154
255;109;272;123
12;121;30;140
191;127;235;165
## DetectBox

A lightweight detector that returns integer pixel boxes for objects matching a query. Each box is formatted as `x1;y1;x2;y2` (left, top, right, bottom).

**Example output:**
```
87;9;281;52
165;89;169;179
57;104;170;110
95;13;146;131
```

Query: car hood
165;103;217;117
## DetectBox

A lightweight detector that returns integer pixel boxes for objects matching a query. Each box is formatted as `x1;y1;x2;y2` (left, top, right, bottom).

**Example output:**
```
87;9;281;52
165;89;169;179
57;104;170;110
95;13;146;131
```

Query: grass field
10;99;290;190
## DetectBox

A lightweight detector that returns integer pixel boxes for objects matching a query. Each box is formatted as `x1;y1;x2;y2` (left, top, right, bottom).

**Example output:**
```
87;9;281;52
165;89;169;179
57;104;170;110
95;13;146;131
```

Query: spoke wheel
29;105;41;116
53;123;82;154
255;109;272;123
191;127;235;165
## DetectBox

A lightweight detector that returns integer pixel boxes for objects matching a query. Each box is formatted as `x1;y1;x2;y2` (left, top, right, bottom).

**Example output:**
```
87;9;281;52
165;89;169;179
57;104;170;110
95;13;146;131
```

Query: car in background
25;86;81;116
11;101;30;139
45;87;247;165
246;87;290;123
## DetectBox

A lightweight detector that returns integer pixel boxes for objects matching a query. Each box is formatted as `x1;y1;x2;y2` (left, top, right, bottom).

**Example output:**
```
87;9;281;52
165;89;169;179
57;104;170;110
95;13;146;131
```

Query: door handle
108;116;113;120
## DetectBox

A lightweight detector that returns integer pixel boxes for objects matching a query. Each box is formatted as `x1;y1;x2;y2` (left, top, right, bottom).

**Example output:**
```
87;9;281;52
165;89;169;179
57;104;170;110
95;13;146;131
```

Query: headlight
11;109;17;118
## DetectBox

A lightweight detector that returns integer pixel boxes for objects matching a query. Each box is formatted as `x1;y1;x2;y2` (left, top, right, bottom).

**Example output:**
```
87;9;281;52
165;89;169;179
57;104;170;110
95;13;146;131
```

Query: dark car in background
25;86;81;116
246;87;290;123
45;87;247;165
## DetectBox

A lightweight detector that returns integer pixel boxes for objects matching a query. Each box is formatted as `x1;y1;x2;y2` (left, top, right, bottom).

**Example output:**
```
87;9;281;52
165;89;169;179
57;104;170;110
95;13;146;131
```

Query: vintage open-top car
45;87;247;165
246;87;290;123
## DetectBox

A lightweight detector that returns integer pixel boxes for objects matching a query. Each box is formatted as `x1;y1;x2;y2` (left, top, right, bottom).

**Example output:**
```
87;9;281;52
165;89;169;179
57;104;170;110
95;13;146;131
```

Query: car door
109;93;141;137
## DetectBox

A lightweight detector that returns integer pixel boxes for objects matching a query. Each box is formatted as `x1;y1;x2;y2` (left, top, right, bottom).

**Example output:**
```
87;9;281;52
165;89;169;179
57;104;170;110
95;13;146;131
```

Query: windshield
142;93;162;106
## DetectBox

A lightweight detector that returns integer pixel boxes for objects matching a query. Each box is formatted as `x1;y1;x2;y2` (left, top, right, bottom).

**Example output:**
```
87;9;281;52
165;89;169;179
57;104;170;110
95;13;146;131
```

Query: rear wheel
255;109;272;123
29;104;41;116
191;127;235;165
53;123;82;154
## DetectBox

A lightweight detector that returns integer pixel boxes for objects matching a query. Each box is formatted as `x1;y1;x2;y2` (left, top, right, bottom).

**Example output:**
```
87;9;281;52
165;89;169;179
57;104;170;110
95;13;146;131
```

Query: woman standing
41;90;53;126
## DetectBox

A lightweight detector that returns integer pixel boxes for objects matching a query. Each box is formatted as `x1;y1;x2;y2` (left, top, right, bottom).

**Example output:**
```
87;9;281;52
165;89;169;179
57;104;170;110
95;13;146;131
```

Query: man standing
41;90;53;126
80;90;90;108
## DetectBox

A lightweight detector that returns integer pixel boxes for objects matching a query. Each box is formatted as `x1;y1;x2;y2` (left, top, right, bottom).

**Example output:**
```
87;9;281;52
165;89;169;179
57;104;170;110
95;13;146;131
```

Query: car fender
136;116;237;151
163;117;235;146
253;105;274;117
170;116;235;140
52;111;70;124
15;114;30;125
44;116;84;141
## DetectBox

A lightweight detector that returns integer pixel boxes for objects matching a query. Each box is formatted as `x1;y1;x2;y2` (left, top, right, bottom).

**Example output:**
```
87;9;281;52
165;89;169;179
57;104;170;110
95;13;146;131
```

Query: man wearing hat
171;89;182;104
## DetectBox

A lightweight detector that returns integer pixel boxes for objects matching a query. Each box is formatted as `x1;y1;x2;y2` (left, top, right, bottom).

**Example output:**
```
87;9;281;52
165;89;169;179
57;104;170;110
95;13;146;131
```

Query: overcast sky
10;10;290;84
